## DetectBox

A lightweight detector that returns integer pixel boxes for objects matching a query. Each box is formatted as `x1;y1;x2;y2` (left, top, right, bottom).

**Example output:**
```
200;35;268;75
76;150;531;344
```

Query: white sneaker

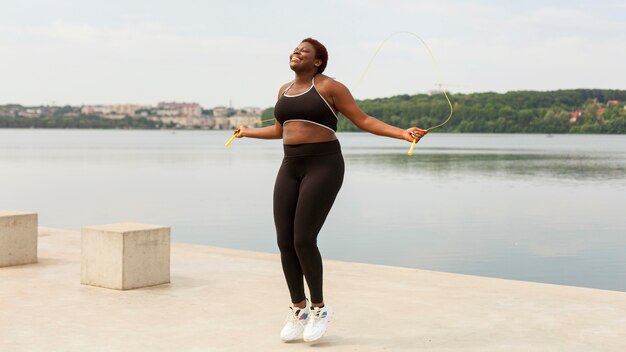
303;305;334;342
280;301;310;342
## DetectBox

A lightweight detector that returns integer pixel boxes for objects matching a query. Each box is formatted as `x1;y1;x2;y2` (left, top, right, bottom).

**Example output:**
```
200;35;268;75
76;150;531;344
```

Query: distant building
81;104;138;118
241;107;263;115
180;103;201;117
156;109;179;117
81;105;112;115
229;115;261;129
161;116;187;127
213;116;230;129
5;101;265;130
157;102;201;117
213;106;228;117
111;104;138;117
569;110;582;124
157;102;179;110
0;106;22;117
17;108;43;118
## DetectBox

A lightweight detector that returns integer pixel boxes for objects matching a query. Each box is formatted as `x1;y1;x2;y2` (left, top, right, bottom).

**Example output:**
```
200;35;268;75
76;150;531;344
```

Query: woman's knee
277;233;296;253
294;234;317;254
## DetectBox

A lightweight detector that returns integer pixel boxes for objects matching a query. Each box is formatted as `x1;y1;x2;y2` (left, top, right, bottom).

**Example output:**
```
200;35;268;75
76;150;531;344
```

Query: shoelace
311;308;325;320
285;307;305;323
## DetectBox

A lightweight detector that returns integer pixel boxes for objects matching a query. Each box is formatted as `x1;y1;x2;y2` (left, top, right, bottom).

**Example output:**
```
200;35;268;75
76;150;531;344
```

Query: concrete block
81;223;170;290
0;211;38;267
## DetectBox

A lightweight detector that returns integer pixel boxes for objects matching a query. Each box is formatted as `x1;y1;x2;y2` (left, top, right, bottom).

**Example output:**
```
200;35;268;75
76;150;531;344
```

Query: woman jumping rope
235;37;428;342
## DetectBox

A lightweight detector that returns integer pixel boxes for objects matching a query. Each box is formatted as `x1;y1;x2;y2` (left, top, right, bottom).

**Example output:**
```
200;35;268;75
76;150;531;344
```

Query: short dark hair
301;38;328;74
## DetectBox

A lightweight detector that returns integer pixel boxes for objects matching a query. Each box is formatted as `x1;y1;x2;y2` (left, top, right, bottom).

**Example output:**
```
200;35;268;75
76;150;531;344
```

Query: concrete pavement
1;227;625;351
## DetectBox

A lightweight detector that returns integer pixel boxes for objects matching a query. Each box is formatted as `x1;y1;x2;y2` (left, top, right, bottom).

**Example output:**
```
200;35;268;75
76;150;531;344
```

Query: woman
235;38;427;342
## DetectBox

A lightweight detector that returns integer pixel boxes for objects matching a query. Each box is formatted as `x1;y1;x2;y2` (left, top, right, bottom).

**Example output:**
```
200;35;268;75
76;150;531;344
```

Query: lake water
1;129;625;292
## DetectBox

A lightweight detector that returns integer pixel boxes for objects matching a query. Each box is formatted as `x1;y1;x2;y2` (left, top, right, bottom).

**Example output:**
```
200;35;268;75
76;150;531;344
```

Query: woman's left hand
403;127;428;143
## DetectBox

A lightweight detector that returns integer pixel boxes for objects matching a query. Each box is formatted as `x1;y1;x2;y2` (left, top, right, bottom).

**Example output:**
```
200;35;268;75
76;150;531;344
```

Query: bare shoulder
277;81;294;99
315;74;349;94
279;81;293;92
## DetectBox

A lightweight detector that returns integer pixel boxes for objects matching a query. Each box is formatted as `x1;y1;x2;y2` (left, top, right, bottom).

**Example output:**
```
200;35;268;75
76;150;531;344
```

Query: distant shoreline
1;127;625;136
3;89;626;133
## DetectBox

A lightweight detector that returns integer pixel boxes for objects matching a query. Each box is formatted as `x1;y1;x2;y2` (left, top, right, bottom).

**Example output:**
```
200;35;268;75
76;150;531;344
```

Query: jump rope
225;31;454;156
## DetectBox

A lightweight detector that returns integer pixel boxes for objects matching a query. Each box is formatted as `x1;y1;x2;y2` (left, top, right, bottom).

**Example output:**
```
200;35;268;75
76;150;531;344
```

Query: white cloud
514;5;625;33
1;1;624;106
23;21;99;43
344;0;497;17
0;21;290;107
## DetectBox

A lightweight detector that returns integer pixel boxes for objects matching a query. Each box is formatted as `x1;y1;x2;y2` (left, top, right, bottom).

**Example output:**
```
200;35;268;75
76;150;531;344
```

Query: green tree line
262;89;626;133
0;115;166;129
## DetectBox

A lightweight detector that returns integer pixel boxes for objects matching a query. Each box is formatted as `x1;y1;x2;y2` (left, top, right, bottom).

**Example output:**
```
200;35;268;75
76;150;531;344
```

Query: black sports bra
273;77;338;132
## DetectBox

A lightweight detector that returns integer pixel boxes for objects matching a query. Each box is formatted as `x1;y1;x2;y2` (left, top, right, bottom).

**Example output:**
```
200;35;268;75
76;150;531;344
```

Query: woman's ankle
293;299;307;308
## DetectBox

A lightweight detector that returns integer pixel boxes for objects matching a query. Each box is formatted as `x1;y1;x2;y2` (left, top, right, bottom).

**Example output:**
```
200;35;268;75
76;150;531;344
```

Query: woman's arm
236;121;282;139
330;81;427;142
235;82;291;140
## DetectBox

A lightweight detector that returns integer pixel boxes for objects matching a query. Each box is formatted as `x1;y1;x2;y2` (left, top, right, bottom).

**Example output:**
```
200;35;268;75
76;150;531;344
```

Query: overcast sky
1;0;624;108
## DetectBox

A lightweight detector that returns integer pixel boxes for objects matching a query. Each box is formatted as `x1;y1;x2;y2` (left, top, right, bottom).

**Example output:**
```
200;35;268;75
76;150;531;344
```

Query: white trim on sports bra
282;77;339;121
283;80;314;97
311;76;339;120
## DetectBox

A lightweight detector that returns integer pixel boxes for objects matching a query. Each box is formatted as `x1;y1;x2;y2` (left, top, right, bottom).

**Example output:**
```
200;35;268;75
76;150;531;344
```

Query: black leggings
274;140;344;304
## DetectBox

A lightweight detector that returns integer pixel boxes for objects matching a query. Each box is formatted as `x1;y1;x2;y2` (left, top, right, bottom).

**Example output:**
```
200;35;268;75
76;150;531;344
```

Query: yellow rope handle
224;119;272;147
407;139;417;156
225;130;239;147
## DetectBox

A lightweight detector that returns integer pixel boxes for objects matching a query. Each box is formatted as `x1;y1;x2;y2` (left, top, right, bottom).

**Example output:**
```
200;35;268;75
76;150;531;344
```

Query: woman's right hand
235;125;248;138
403;127;428;143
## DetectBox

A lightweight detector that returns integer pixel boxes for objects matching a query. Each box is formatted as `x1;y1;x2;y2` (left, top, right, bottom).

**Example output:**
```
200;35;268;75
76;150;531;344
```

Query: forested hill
261;89;626;133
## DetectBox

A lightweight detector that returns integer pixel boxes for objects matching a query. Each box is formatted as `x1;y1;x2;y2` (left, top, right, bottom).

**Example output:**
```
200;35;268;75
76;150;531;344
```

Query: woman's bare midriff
282;121;337;145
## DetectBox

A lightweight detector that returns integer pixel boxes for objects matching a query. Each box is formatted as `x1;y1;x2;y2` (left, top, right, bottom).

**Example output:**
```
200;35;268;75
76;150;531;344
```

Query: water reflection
1;130;625;292
345;152;626;182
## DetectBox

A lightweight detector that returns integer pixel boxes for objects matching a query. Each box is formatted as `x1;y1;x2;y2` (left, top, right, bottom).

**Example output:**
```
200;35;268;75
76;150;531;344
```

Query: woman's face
289;42;320;72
